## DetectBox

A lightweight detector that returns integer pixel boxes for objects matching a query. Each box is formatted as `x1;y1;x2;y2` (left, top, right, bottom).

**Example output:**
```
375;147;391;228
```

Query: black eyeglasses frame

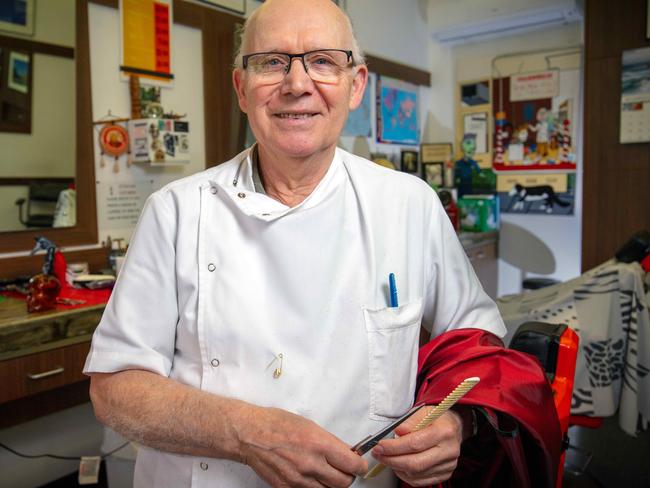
241;49;354;73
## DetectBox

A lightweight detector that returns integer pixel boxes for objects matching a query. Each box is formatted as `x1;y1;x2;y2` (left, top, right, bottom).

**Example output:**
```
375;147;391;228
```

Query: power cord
0;440;130;461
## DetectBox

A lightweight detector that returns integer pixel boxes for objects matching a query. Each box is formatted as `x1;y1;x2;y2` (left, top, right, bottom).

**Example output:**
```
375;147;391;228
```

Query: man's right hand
236;406;368;487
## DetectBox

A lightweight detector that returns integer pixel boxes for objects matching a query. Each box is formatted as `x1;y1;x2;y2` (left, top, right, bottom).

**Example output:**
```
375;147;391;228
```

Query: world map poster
377;76;419;145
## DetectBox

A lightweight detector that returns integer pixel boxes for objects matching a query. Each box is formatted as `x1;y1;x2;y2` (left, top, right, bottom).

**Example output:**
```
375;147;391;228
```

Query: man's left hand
370;409;464;487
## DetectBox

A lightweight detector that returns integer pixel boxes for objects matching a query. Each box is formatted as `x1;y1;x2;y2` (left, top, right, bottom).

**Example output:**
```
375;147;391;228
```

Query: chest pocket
363;298;423;419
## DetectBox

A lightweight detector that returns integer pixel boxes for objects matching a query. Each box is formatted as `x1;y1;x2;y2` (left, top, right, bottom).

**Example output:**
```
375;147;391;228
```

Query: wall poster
491;70;579;172
463;112;488;154
497;173;574;215
377;76;419;145
620;47;650;143
120;0;173;83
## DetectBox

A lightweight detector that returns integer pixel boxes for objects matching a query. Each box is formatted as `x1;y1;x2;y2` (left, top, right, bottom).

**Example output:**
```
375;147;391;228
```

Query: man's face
232;0;368;161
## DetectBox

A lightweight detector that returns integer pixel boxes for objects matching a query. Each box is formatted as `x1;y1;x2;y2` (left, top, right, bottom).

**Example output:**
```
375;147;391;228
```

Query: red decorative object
99;123;129;157
27;274;61;313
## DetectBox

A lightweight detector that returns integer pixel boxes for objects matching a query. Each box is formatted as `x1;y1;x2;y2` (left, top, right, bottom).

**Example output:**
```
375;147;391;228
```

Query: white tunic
84;147;505;487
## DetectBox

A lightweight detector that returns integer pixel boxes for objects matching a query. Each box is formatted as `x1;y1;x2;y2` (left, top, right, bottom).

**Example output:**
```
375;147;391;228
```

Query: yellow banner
121;0;172;81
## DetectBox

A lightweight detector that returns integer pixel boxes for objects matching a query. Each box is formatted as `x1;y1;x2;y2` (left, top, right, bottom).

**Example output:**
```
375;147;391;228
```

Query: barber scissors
351;404;425;456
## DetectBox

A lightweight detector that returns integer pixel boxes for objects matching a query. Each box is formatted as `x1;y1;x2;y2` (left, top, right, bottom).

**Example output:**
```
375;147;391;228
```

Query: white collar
218;146;346;222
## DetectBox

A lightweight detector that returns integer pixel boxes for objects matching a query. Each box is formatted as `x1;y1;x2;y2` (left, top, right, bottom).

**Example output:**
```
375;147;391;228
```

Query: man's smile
273;112;320;119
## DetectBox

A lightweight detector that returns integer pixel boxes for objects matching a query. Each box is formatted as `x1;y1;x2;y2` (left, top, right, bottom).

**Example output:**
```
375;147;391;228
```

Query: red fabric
2;288;111;310
401;328;561;488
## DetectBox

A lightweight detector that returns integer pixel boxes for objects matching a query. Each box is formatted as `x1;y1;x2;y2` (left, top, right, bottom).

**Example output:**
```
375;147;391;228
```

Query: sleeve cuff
83;350;172;377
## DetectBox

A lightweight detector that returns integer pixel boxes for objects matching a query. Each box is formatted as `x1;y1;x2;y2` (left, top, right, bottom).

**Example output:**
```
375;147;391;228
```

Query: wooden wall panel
583;0;650;271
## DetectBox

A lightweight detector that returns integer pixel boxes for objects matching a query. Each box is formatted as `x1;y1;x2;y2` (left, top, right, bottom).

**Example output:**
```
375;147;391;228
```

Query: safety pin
265;353;283;379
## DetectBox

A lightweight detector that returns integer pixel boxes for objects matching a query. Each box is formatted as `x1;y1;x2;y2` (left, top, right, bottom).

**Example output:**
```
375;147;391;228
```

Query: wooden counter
0;296;105;428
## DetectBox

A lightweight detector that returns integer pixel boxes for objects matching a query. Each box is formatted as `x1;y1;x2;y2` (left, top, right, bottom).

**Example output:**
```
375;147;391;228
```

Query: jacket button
200;462;208;471
207;263;216;272
211;358;220;367
210;187;217;194
237;192;246;199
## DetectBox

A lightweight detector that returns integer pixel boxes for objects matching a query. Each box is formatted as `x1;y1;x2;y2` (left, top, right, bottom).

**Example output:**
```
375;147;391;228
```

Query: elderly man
85;0;505;487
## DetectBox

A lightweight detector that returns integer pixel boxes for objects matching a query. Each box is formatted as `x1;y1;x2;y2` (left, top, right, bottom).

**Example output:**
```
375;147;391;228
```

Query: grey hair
233;1;366;69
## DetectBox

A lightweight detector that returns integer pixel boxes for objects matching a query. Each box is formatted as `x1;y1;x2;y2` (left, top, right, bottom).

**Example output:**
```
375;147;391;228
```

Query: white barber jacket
84;147;505;487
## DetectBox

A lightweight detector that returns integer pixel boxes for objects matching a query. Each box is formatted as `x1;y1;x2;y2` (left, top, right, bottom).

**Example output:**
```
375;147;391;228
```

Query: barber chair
510;321;579;488
15;181;69;228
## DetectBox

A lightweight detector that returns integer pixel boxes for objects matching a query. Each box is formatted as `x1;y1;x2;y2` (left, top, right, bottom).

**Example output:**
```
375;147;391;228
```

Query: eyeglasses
242;49;353;85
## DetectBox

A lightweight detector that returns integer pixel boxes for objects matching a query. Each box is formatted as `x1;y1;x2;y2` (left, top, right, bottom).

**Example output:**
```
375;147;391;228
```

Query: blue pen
389;273;398;308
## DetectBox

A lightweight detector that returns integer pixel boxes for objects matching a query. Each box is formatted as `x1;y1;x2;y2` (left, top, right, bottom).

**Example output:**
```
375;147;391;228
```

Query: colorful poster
120;0;173;83
343;72;374;138
492;70;579;172
620;47;650;143
497;173;574;215
377;76;419;145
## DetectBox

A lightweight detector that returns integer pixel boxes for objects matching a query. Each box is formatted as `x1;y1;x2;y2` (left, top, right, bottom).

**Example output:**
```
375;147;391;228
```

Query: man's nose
281;57;313;94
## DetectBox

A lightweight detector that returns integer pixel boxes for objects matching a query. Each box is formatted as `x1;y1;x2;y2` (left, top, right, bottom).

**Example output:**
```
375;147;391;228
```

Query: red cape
404;328;561;488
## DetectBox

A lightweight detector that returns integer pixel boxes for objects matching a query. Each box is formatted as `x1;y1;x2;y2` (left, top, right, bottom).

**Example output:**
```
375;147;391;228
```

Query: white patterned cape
497;260;650;436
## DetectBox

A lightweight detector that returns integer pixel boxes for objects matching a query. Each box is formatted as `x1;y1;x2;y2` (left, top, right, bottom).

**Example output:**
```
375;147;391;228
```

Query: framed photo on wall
8;51;29;94
400;150;419;173
421;143;452;163
0;0;35;36
422;162;444;187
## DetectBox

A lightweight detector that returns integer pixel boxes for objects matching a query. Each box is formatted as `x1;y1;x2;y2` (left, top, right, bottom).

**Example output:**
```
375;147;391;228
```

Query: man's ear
232;68;249;113
348;65;368;111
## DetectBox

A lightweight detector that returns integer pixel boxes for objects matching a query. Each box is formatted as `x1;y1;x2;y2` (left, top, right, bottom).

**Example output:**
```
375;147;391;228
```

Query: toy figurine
26;237;66;312
528;107;553;159
454;133;481;198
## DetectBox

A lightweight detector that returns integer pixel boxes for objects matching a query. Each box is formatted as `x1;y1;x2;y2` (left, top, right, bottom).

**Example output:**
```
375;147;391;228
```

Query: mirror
0;1;76;233
0;0;97;255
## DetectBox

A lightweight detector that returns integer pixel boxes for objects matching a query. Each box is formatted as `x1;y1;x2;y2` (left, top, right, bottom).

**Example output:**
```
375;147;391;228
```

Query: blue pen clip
389;273;398;308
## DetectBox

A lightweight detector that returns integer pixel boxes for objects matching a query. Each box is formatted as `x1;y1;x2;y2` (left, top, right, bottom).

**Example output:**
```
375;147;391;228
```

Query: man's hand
370;409;464;487
237;406;368;488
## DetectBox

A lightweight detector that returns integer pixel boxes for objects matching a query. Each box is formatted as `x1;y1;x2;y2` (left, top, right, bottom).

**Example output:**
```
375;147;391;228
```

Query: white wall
347;0;430;71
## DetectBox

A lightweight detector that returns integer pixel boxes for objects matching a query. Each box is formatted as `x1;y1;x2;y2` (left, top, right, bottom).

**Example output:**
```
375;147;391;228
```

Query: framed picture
400;150;418;173
421;143;452;163
463;112;488;154
8;51;29;94
378;76;419;145
0;0;35;36
422;162;444;187
195;0;245;14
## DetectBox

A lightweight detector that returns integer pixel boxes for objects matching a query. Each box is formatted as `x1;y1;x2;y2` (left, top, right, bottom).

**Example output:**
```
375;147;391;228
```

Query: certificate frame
420;142;452;163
